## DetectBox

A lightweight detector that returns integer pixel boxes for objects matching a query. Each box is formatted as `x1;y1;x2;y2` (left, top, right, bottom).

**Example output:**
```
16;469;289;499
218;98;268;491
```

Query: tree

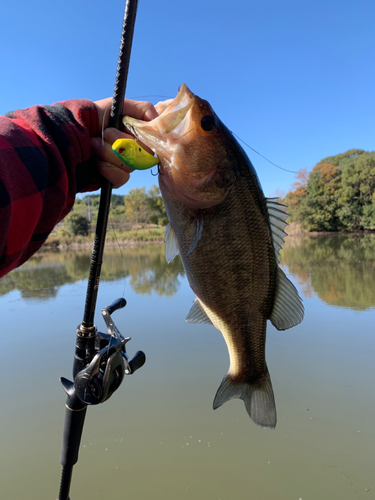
124;187;149;225
65;213;90;236
302;162;342;231
284;168;308;222
111;194;125;206
147;185;168;225
284;149;375;232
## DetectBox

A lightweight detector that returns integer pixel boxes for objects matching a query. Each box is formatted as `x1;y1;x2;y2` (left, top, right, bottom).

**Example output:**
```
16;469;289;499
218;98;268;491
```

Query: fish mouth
122;83;195;156
123;84;227;210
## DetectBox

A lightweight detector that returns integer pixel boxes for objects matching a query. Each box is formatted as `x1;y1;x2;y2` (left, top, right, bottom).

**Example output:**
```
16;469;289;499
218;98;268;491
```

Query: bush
65;213;90;236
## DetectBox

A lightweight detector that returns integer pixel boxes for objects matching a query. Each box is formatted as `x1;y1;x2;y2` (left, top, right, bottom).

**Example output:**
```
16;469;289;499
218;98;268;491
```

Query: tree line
64;148;375;236
64;184;168;236
283;149;375;232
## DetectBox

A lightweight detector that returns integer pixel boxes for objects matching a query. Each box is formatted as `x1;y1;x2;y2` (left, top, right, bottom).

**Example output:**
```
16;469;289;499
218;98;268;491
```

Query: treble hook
151;164;161;176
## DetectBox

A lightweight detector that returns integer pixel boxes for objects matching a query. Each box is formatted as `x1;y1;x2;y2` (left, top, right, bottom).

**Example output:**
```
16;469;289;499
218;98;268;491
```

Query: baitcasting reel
61;298;146;406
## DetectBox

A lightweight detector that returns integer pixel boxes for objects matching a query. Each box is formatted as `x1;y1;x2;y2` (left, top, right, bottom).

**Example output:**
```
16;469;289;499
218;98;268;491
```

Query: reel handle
104;297;127;315
128;350;146;374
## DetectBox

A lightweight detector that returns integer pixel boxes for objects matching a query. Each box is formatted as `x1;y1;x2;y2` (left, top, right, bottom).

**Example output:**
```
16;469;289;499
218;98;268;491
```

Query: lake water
0;235;374;500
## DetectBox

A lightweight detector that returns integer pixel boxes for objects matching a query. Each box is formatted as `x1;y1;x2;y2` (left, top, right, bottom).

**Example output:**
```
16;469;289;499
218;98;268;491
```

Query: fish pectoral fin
266;197;289;261
185;298;213;325
164;223;179;263
187;217;204;256
270;267;304;330
213;371;277;429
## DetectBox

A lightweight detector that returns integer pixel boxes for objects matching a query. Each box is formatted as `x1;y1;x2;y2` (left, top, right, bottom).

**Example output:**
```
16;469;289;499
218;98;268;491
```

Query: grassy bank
44;225;165;250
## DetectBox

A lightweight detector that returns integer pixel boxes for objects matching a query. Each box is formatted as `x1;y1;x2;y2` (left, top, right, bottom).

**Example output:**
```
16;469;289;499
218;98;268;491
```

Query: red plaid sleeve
0;100;100;277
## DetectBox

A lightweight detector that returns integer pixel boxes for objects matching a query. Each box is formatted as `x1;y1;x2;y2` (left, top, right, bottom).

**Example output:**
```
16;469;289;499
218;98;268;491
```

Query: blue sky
1;0;374;197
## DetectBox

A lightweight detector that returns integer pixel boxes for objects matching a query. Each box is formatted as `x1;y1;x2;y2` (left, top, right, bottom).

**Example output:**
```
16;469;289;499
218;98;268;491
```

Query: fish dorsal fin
187;218;204;256
186;298;213;325
270;267;304;330
266;198;289;261
164;223;179;263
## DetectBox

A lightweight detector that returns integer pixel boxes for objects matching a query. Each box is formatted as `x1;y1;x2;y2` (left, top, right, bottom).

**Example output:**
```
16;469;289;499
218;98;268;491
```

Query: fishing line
101;105;112;146
232;131;375;176
128;95;173;100
104;95;374;179
108;213;128;300
232;132;298;173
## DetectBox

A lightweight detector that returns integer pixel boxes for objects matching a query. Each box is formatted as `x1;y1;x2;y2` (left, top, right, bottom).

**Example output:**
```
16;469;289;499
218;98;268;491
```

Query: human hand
91;98;158;188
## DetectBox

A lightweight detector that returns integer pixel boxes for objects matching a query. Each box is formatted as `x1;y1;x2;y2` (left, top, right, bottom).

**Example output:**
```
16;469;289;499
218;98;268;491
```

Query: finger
97;161;132;189
103;128;134;146
122;99;158;121
94;98;157;133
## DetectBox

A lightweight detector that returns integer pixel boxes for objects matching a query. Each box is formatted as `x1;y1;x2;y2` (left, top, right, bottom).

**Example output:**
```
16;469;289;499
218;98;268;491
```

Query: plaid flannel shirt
0;99;100;277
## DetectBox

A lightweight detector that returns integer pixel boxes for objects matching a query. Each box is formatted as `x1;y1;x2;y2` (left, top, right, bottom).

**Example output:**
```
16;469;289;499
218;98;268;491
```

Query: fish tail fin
213;370;277;429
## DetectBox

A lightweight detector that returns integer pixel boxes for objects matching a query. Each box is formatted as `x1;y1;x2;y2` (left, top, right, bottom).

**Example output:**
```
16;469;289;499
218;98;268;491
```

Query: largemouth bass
123;84;304;429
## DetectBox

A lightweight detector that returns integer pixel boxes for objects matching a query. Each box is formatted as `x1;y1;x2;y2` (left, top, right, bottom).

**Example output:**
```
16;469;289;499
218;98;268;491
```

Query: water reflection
281;233;375;310
0;245;185;300
2;235;374;310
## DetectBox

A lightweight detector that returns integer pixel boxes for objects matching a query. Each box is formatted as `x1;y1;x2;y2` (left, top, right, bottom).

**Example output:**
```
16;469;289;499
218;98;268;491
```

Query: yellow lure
112;138;159;170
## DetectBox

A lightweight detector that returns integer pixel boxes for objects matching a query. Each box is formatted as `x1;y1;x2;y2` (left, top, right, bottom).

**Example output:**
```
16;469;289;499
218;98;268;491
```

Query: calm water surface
0;236;374;500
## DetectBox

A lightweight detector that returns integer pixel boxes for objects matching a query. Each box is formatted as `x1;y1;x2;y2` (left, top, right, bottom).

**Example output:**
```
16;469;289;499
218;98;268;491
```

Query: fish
112;138;159;170
123;84;304;429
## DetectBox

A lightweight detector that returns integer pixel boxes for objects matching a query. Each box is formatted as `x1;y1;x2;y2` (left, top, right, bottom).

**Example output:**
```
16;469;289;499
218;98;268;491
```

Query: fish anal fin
186;298;213;325
164;223;179;263
213;371;277;429
270;267;304;330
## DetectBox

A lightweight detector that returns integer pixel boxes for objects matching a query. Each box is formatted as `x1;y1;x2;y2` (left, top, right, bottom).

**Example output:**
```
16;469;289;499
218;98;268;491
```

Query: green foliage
65;213;90;236
85;194;100;207
122;184;168;226
284;149;375;232
146;185;168;225
62;184;168;236
124;187;149;224
111;194;124;206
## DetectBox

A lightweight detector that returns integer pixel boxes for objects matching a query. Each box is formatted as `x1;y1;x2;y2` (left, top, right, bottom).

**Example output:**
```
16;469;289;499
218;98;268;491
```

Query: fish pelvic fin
213;370;277;429
187;217;204;256
164;223;179;263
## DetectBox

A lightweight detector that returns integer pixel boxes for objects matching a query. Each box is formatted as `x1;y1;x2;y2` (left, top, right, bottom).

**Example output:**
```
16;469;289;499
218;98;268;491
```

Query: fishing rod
57;1;145;499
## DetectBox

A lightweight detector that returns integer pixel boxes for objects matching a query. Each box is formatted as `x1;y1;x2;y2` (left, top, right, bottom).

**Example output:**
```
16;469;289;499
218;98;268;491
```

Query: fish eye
201;115;216;132
118;148;124;154
139;147;142;152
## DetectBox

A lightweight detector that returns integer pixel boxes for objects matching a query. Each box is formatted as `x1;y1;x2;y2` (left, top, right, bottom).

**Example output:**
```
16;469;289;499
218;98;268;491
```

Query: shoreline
42;238;164;252
286;222;375;238
39;226;375;253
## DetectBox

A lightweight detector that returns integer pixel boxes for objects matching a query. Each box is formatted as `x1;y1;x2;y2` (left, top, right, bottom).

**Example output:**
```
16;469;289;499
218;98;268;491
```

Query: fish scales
163;172;276;379
123;84;304;428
